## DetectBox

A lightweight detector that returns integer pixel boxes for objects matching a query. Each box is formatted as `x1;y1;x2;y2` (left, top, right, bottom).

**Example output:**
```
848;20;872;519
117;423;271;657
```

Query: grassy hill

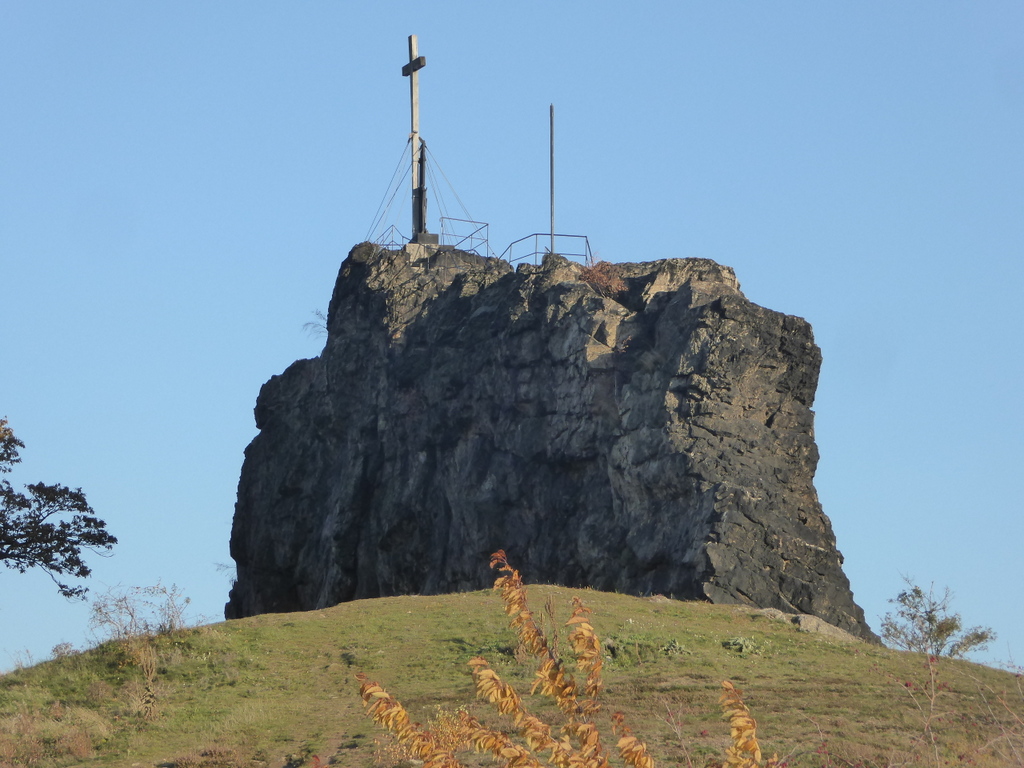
1;585;1020;768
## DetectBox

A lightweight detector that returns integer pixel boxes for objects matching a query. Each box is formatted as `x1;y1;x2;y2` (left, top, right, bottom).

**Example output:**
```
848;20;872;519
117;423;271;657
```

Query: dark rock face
226;243;874;641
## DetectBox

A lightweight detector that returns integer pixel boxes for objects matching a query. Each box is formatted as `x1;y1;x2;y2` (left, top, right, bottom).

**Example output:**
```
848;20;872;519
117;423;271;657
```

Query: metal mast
550;104;555;255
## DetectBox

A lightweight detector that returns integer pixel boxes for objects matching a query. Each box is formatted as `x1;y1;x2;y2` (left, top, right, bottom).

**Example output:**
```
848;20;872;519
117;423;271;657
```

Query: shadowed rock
226;243;875;642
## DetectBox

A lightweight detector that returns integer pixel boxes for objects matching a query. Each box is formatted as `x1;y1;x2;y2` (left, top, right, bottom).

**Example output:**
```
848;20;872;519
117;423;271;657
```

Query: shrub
0;703;111;766
49;642;76;661
88;581;194;643
580;261;626;297
85;581;196;725
880;577;995;659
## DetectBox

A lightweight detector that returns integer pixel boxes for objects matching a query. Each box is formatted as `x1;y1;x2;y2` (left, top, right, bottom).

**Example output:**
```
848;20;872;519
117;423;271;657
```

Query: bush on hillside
880;577;995;659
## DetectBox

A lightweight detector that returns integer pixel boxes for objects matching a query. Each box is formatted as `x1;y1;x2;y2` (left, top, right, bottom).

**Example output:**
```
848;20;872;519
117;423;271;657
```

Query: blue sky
2;2;1021;670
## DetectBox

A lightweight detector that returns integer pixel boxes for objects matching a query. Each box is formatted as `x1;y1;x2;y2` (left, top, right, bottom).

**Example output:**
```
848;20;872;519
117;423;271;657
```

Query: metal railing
499;233;593;266
373;225;408;250
373;219;493;258
375;225;593;269
440;217;491;257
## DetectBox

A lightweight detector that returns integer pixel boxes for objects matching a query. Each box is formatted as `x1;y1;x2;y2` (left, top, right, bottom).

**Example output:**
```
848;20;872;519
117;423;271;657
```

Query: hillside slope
1;587;1019;768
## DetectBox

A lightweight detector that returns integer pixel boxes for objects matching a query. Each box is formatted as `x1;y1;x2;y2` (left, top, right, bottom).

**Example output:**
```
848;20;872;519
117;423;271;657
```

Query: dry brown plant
579;262;626;297
0;704;110;767
357;550;778;768
374;706;470;766
714;681;777;768
356;675;464;768
114;637;162;721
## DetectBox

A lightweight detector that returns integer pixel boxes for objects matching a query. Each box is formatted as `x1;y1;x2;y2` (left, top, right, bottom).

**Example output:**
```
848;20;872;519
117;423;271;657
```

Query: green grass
1;586;1021;767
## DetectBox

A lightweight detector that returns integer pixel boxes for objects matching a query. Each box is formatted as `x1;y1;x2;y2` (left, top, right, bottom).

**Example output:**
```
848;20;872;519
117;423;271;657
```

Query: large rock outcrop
226;243;873;641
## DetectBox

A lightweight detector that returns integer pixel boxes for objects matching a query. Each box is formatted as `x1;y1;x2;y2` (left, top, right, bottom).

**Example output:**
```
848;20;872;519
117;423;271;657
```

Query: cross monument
402;35;436;244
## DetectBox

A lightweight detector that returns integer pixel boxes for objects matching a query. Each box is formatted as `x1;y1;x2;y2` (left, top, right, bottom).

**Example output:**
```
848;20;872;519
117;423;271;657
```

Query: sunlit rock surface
226;243;874;641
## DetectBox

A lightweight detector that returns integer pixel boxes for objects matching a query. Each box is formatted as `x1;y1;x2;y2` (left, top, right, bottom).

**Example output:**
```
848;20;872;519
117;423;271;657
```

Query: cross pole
402;35;431;243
